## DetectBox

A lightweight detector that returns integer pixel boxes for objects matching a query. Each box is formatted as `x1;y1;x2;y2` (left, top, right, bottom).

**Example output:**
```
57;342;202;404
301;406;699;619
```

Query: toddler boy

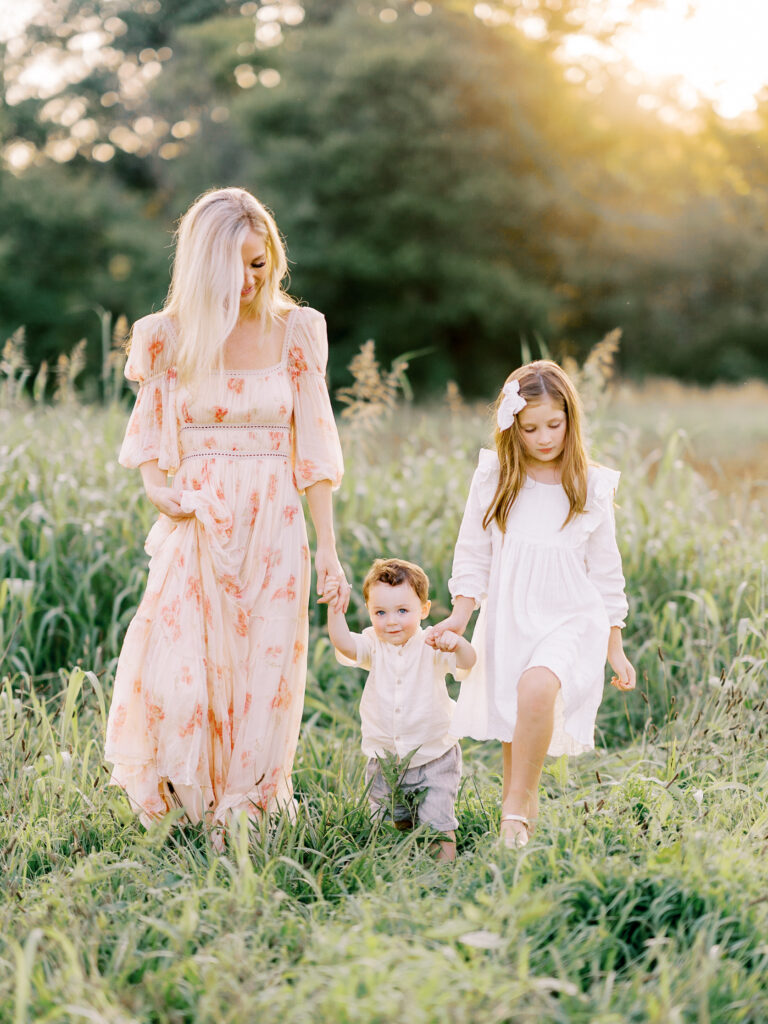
326;558;476;862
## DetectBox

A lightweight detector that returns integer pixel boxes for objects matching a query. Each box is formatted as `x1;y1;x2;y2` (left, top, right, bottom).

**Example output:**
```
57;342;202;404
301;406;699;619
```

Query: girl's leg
501;666;560;846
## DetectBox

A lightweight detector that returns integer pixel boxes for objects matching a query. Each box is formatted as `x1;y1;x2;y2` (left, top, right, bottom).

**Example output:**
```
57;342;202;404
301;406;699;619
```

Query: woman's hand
315;545;350;613
145;483;194;521
608;627;636;691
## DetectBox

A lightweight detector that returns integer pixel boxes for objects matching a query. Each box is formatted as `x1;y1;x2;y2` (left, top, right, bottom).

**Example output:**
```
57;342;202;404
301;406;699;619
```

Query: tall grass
1;337;767;1021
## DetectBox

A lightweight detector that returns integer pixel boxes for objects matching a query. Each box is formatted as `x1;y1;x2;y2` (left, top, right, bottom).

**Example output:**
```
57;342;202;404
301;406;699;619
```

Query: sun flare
604;0;768;118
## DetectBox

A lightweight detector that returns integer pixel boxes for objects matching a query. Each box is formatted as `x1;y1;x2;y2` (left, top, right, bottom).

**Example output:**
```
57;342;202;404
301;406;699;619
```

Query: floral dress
449;450;628;755
104;306;343;826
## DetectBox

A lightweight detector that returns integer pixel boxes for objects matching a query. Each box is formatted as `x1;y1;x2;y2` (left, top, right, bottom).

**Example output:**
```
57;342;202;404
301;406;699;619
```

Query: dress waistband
179;423;290;461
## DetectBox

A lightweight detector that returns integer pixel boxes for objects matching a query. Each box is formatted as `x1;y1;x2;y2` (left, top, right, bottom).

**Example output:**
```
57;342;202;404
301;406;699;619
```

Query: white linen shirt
336;627;464;767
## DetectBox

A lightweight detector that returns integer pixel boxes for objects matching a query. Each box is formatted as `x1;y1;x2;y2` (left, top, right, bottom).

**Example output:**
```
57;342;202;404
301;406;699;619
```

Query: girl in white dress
428;360;635;848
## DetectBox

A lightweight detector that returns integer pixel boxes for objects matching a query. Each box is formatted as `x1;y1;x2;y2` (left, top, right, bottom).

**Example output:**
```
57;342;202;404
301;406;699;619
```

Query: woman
105;187;348;837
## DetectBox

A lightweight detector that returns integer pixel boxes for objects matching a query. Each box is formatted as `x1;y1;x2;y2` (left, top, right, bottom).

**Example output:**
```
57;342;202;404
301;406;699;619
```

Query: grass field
1;365;767;1022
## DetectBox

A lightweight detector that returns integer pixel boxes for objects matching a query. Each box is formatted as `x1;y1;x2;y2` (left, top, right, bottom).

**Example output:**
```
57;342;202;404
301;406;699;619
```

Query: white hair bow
497;380;526;430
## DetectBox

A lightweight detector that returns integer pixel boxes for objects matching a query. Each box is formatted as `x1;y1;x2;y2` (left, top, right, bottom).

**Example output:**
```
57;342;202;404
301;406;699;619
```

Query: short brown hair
362;558;430;604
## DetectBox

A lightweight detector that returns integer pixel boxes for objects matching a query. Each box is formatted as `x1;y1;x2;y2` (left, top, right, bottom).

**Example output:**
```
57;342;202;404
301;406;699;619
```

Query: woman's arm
305;479;349;612
139;461;192;520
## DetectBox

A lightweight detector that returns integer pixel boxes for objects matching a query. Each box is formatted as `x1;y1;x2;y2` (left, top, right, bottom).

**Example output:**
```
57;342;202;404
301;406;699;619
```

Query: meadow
1;346;767;1023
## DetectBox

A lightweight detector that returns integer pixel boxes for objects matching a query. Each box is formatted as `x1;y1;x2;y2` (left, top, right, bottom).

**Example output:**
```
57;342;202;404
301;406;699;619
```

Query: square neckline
163;306;299;375
220;306;299;375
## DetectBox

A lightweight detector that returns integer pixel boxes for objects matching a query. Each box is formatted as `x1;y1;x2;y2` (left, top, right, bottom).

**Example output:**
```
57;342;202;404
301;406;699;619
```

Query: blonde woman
105;187;347;840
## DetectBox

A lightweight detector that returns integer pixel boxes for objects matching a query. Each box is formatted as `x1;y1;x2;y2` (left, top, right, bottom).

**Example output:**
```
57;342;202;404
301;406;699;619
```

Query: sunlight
605;0;768;118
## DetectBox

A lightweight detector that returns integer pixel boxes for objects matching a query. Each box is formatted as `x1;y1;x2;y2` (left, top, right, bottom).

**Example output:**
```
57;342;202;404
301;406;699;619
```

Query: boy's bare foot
431;830;456;862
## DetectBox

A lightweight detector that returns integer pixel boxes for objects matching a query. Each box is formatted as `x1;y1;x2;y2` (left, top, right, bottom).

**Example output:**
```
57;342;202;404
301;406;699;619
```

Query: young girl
427;360;635;848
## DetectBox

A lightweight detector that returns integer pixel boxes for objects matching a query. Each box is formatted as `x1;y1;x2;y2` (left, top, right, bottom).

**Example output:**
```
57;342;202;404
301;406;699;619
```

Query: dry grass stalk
445;379;465;416
54;338;87;403
567;328;622;414
1;328;27;378
0;328;30;403
336;339;409;430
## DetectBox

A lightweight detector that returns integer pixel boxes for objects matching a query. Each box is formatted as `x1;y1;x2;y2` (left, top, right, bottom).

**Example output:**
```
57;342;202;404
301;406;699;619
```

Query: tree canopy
2;0;768;391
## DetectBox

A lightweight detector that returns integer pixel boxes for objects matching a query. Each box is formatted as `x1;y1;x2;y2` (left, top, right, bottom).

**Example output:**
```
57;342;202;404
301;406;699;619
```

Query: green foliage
0;164;167;383
1;360;768;1017
2;662;768;1021
4;0;768;387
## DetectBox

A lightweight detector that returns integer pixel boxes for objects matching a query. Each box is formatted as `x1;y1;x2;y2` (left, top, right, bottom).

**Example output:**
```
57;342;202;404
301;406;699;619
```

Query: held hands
424;614;468;649
315;546;351;613
431;629;462;653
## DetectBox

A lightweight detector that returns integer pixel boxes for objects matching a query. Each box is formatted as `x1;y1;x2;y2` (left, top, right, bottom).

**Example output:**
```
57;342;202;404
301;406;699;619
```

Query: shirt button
396;679;401;685
395;708;401;714
395;736;400;741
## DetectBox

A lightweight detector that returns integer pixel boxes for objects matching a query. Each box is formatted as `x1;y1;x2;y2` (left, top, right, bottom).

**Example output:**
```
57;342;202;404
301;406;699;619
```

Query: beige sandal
500;813;531;849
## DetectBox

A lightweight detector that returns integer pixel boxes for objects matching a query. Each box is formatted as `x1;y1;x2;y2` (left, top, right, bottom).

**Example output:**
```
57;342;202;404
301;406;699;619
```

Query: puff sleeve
286;308;344;493
118;315;180;475
448;449;498;607
584;466;628;628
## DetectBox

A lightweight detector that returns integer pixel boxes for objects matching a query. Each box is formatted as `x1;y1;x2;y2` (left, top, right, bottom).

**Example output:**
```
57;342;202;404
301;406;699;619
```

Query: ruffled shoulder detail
587;463;621;506
286;306;328;375
474;448;500;505
125;313;177;383
476;447;499;476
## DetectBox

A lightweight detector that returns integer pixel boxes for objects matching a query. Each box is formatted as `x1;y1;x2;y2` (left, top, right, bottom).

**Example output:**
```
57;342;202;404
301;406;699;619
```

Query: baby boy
326;557;476;862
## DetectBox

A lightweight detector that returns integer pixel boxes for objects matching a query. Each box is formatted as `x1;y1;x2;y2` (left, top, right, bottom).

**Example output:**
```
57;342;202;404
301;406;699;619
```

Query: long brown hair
483;360;588;531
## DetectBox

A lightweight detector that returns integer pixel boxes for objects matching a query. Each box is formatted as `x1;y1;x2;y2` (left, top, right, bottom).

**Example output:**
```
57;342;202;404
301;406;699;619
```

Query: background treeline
3;0;768;394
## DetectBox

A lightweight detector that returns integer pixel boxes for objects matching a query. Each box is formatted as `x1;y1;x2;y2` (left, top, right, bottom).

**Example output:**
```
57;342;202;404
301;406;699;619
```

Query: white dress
449;449;628;755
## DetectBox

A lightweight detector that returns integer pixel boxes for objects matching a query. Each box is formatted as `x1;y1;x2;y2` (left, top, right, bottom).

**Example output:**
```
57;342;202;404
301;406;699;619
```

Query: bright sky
603;0;768;118
2;0;768;120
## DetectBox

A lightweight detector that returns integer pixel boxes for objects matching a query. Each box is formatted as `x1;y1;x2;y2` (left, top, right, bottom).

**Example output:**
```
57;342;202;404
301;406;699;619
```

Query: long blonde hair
163;187;296;382
483;360;589;531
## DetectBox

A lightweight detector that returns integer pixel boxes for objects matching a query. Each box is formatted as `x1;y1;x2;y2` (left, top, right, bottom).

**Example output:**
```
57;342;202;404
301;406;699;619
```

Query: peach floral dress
104;306;343;827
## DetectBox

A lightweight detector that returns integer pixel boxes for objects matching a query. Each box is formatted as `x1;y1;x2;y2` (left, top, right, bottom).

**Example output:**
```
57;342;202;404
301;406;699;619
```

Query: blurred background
2;0;768;396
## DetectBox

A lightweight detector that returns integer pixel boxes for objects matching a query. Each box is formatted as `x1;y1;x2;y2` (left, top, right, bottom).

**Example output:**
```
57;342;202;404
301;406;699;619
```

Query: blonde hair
484;360;588;531
362;558;430;605
163;187;296;382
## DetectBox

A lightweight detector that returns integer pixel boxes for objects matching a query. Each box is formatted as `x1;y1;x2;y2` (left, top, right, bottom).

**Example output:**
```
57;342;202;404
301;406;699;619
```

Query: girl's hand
433;629;461;653
425;613;469;648
315;547;350;613
607;628;636;691
609;657;636;690
145;484;194;521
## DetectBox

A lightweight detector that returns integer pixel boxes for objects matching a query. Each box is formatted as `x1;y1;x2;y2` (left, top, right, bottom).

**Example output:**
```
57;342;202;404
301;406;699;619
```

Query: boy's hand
317;573;351;613
433;629;461;653
425;615;466;648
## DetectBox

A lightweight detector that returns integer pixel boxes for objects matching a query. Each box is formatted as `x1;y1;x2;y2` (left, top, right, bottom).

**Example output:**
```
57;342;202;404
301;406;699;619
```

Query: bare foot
432;835;457;862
